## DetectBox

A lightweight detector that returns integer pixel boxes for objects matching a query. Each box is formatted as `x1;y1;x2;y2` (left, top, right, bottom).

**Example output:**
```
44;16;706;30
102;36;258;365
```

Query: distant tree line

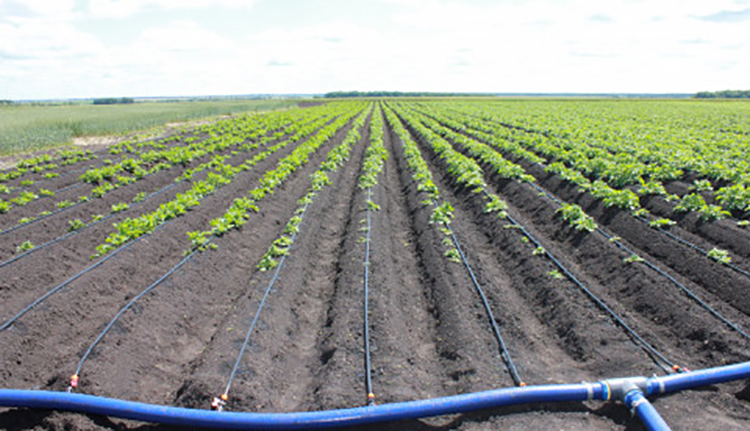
324;91;496;98
0;100;13;105
93;97;136;105
695;90;750;99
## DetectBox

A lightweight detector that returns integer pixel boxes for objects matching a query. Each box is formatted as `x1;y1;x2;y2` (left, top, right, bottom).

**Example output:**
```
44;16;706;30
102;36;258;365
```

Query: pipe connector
599;377;649;402
624;390;647;415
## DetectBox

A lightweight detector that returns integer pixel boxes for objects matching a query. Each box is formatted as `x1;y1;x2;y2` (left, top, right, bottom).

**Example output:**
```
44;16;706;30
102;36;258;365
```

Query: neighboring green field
0;99;299;156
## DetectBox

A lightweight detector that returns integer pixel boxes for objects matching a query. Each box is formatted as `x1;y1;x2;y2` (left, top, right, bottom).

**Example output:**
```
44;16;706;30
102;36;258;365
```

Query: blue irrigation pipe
624;390;672;431
1;361;749;430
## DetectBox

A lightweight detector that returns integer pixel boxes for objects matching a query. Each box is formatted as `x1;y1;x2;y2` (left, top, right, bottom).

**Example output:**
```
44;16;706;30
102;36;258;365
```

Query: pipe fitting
599;376;649;402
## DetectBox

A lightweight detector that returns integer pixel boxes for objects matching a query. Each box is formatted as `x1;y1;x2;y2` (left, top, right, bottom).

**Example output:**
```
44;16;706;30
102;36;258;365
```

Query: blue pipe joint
624;390;672;431
598;377;648;402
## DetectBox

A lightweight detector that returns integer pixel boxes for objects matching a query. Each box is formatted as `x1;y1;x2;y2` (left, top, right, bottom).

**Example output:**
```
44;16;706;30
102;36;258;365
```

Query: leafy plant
68;219;86;231
484;194;508;217
674;193;706;213
111;202;129;213
16;240;34;253
623;254;644;264
649;218;676;228
429;201;454;226
556;204;597;232
689;179;713;192
365;199;381;211
707;248;731;265
444;248;461;263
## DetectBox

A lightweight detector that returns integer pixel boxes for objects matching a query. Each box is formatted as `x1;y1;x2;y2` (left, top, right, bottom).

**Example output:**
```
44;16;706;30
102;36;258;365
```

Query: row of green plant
0;149;97;185
441;100;750;221
400;103;536;184
382;105;459;261
186;102;367;252
1;107;327;226
411;102;647;215
408;101;742;266
358;105;388;192
92;104;353;257
387;104;515;262
255;104;373;271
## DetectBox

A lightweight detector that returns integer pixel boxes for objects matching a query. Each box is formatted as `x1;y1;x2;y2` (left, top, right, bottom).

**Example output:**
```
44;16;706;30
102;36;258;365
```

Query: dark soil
1;106;749;430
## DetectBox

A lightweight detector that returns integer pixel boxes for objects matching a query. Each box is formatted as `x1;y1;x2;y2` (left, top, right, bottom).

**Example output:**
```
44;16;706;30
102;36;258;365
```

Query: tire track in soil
167;113;374;414
0;117;357;395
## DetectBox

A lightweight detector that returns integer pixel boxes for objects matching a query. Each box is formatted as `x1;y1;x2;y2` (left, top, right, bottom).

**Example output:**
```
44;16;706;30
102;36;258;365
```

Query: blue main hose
0;384;599;430
1;362;748;429
625;391;672;431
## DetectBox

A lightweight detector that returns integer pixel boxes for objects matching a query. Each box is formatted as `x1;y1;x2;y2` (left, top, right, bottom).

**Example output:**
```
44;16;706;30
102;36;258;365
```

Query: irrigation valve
367;392;376;406
211;394;228;411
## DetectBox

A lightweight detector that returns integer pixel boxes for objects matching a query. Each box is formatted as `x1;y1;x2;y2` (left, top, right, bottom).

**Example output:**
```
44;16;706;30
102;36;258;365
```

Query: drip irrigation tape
479;190;678;374
636;215;750;279
431;199;523;387
223;203;310;399
0;181;180;269
525;182;750;341
0;223;168;332
436;106;750;281
0;198;87;237
72;244;207;383
363;189;375;404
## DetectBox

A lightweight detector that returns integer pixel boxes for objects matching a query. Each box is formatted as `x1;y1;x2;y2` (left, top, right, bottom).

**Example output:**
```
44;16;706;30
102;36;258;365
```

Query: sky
1;0;749;100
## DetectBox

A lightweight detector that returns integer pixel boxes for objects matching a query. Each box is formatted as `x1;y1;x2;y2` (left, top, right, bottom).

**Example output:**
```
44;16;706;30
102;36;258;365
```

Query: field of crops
1;99;749;430
0;99;297;156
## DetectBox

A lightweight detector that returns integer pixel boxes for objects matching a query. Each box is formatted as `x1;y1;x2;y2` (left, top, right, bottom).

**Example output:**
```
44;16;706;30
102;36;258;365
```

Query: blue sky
1;0;749;99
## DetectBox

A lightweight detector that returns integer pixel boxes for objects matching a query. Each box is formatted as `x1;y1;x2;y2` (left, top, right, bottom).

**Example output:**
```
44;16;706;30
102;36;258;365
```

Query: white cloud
1;0;749;98
86;0;260;19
